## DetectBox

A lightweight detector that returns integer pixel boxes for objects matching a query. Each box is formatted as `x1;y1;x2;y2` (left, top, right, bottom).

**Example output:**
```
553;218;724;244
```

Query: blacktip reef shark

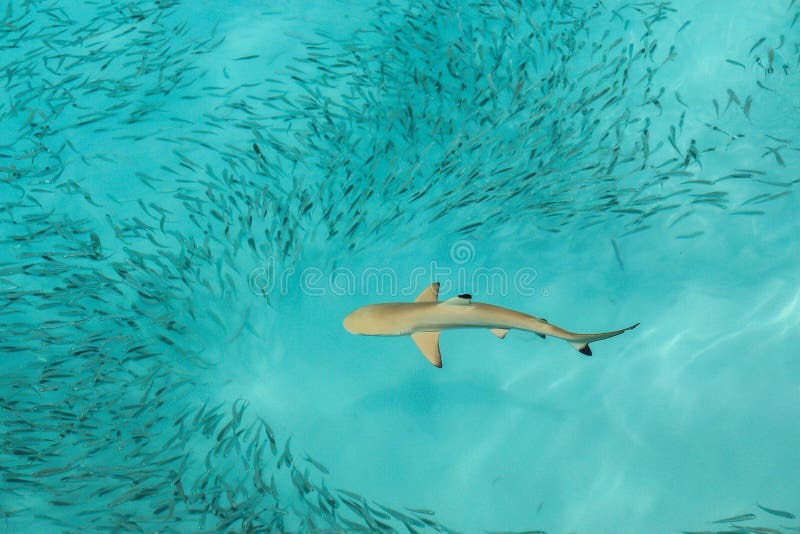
343;282;639;367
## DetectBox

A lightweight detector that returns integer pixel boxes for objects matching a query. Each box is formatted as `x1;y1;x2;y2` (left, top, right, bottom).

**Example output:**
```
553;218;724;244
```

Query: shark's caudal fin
568;322;640;356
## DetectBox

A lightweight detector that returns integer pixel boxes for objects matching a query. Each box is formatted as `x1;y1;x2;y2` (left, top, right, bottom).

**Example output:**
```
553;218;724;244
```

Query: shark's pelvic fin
490;328;509;339
411;331;442;367
415;282;440;303
492;327;543;339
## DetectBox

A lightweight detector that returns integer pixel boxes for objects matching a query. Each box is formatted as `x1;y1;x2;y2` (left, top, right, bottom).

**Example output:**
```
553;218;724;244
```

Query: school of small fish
682;504;799;534
1;0;798;531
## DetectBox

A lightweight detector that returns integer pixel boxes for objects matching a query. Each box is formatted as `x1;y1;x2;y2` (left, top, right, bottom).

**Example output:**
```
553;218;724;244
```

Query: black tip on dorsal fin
578;345;592;356
458;293;471;299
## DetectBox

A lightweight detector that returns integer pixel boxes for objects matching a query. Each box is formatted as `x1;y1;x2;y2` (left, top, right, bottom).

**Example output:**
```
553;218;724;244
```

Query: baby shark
343;282;639;367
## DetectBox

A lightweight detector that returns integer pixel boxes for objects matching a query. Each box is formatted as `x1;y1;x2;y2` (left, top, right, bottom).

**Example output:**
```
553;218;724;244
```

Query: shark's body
343;282;638;367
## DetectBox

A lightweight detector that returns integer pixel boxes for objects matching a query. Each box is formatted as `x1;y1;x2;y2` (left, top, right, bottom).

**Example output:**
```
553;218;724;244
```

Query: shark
343;282;639;367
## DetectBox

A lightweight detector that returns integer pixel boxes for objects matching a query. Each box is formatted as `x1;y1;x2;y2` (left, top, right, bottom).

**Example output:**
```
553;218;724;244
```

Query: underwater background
1;0;798;532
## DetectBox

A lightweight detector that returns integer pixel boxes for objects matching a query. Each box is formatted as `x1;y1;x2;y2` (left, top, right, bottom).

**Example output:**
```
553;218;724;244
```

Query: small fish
676;231;704;239
756;80;775;92
725;59;745;69
725;89;741;111
277;436;293;468
712;513;756;523
610;239;624;271
762;147;785;167
756;178;800;188
730;210;764;216
757;504;796;518
304;453;329;474
765;134;791;144
749;37;766;55
406;507;436;516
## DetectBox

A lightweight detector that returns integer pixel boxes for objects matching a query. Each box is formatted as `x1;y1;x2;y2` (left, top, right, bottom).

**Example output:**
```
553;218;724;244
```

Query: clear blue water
1;0;798;532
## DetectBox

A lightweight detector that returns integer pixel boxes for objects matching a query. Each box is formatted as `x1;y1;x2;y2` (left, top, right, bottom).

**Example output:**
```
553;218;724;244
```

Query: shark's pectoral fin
415;282;440;303
411;331;442;367
490;328;509;339
536;333;546;339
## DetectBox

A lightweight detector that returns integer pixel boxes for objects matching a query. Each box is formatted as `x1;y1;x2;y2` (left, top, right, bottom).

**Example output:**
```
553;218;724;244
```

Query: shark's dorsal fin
411;331;442;367
414;282;440;303
444;294;471;306
490;328;509;339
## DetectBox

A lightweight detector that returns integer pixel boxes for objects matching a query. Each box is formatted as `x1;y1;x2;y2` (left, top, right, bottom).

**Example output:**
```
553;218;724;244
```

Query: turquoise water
1;0;799;532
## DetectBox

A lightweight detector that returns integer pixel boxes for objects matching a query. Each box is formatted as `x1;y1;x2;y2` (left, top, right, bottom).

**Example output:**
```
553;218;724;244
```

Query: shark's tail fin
568;322;639;356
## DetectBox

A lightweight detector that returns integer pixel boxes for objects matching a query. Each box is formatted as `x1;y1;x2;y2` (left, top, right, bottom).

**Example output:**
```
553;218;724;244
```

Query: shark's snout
343;305;388;335
342;311;358;333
